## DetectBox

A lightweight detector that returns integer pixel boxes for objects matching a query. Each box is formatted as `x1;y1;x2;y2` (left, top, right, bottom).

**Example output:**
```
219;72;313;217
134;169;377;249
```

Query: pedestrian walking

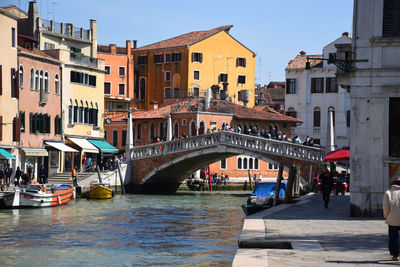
14;166;21;186
319;168;334;208
4;164;13;185
383;177;400;261
71;166;78;186
39;165;47;184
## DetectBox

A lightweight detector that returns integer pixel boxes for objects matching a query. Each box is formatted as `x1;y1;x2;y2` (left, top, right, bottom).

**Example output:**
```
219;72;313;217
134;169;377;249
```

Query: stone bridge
128;131;325;193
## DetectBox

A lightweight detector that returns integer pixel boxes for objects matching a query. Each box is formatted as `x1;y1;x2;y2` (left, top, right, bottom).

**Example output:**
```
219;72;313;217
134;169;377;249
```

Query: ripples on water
0;193;247;266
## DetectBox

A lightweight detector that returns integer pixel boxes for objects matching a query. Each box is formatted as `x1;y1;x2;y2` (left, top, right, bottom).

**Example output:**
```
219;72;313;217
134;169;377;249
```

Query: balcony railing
39;90;48;105
41;19;91;41
70;52;98;68
164;88;207;99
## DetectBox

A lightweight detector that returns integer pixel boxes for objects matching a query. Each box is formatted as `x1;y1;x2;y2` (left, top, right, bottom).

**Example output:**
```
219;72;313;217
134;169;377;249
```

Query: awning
45;142;78;152
21;147;48;157
0;148;16;159
88;140;119;154
67;138;99;154
325;147;350;162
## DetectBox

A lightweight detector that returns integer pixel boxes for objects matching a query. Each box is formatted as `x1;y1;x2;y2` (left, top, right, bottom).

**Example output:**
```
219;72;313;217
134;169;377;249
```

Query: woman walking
383;177;400;261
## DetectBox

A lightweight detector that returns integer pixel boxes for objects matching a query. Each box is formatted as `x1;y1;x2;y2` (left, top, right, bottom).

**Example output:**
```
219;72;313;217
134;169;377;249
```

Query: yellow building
0;9;19;166
133;25;255;109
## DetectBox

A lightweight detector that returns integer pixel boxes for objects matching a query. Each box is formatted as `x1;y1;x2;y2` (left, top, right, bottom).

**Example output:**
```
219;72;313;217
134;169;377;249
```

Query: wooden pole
273;163;284;206
248;169;252;191
117;161;125;194
96;165;102;184
284;165;296;203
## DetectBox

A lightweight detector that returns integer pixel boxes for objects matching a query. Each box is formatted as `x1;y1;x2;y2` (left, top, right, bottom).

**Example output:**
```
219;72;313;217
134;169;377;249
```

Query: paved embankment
233;194;390;266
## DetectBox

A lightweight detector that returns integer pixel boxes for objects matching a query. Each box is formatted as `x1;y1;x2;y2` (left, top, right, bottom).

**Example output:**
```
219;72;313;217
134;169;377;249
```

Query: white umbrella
167;115;172;141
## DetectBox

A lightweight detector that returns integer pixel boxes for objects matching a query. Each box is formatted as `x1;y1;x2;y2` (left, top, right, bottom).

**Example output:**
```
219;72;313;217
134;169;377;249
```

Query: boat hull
2;185;74;208
88;185;113;199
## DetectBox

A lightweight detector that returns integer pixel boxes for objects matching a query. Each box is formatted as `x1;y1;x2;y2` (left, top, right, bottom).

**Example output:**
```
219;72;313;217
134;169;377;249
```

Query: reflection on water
0;193;247;266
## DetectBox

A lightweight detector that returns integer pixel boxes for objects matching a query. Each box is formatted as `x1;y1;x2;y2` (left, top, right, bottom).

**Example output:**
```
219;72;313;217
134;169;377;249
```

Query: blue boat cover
251;182;286;198
53;185;71;189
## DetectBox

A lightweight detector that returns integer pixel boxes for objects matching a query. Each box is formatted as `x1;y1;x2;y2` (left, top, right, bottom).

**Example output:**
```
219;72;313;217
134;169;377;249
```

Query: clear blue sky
4;0;354;84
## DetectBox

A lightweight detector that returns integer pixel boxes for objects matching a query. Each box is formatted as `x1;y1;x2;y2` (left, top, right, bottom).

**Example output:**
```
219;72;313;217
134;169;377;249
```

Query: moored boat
88;184;113;199
2;184;74;208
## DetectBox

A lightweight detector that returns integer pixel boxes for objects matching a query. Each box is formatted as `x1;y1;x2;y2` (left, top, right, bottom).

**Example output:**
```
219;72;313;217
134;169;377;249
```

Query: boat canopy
0;148;16;159
88;140;118;154
252;182;286;198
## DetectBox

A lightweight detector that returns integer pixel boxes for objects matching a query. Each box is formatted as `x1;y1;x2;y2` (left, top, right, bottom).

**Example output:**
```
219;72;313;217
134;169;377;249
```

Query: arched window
30;68;34;90
249;158;253;169
237;157;242;169
190;121;196;136
150;123;155;141
35;70;39;90
39;70;44;92
55;74;59;94
243;158;248;169
139;77;146;100
19;65;24;88
159;122;164;139
199;121;205;134
44;72;49;93
136;123;142;140
313;107;321;127
254;158;259;169
173;121;179;138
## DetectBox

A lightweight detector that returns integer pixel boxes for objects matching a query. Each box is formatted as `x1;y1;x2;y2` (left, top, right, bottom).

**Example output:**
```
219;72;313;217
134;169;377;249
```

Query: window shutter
243;58;246;67
293;79;296;93
311;78;315;93
191;52;195;62
199;53;203;63
0;65;2;95
0;116;2;141
236;58;239;67
286;79;290;94
13;117;21;142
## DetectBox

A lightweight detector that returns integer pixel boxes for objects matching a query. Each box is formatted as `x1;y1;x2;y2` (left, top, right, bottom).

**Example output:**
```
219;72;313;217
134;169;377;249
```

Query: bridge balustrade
130;131;325;162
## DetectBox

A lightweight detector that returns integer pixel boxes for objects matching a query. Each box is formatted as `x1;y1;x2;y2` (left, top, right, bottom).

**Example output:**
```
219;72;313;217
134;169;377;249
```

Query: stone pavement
233;194;395;266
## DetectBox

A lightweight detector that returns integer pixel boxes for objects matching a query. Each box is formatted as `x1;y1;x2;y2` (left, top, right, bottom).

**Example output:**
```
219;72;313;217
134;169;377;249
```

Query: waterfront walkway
233;194;391;266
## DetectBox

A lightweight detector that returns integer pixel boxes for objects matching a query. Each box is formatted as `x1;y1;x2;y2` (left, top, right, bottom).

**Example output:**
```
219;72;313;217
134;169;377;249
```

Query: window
172;52;181;62
104;82;111;95
119;83;125;95
254;158;259;169
55;74;59;94
154;54;164;64
122;130;127;147
174;88;180;98
165;53;171;63
286;79;296;94
268;163;279;170
78;106;83;123
68;105;73;124
182;119;187;126
30;68;34;90
54;115;61;135
44;72;49;93
237;156;259;170
220;159;227;169
29;113;50;134
165;71;171;82
11;68;18;98
35;70;39;90
346;110;350;128
112;130;118;146
237;157;242;169
326;77;338;93
138;55;148;65
105;66;111;75
44;42;55;50
84;107;89;124
249;158;253;169
73;105;78;123
19;65;24;88
71;71;96;86
238;75;246;84
89;75;96;86
164;87;171;98
390;98;400;156
313;107;321;127
193;87;200;97
236;57;246;67
191;52;203;63
118;66;125;76
328;53;336;64
243;158;248;169
193;70;200;81
383;0;400;37
11;27;16;48
219;73;228;83
39;70;44;93
150;123;155;141
20;111;25;132
286;107;297;118
136;123;142;140
311;78;324;93
139;78;146;99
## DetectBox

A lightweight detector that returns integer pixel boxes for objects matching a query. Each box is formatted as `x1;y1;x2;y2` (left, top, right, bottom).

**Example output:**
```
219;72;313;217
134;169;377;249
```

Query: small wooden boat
88;184;113;199
2;184;74;208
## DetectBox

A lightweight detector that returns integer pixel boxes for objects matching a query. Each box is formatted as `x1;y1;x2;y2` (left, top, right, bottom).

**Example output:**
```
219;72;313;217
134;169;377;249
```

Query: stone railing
130;131;325;163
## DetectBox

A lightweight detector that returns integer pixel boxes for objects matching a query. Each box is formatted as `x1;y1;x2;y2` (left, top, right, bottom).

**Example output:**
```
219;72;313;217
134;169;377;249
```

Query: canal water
0;192;248;266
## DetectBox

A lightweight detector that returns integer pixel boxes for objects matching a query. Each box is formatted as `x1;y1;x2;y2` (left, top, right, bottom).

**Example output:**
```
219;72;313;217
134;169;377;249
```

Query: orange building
129;98;301;179
98;41;136;152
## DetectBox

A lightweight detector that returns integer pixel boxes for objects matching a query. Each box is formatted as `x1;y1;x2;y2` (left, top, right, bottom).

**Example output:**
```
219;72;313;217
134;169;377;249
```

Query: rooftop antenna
52;0;58;21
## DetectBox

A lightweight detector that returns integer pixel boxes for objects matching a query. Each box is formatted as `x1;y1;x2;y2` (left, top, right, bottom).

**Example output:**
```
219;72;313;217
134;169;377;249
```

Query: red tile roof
132;25;233;52
131;99;302;123
286;54;322;70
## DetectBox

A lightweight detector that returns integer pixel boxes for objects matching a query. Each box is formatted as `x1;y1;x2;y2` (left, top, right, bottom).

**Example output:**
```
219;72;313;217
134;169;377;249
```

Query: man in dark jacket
4;164;13;185
320;168;334;208
39;165;47;184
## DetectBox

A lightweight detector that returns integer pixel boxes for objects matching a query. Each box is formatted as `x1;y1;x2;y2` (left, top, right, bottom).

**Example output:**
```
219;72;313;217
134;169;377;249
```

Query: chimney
28;1;38;38
133;40;137;49
342;32;349;37
126;40;131;56
150;101;158;110
90;19;97;58
299;51;306;56
110;44;116;54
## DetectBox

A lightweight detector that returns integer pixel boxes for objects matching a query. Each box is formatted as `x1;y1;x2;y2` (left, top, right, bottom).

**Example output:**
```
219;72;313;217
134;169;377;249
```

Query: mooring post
284;165;296;203
273;163;284;206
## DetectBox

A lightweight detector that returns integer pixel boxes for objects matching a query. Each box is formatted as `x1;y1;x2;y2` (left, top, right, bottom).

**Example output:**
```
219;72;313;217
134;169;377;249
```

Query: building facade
336;0;400;216
132;25;256;110
285;34;352;148
0;9;19;168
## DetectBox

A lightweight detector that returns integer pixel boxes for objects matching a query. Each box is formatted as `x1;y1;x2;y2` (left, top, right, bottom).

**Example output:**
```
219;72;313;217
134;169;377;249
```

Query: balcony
164;88;207;99
39;90;48;106
70;52;98;68
41;19;91;41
